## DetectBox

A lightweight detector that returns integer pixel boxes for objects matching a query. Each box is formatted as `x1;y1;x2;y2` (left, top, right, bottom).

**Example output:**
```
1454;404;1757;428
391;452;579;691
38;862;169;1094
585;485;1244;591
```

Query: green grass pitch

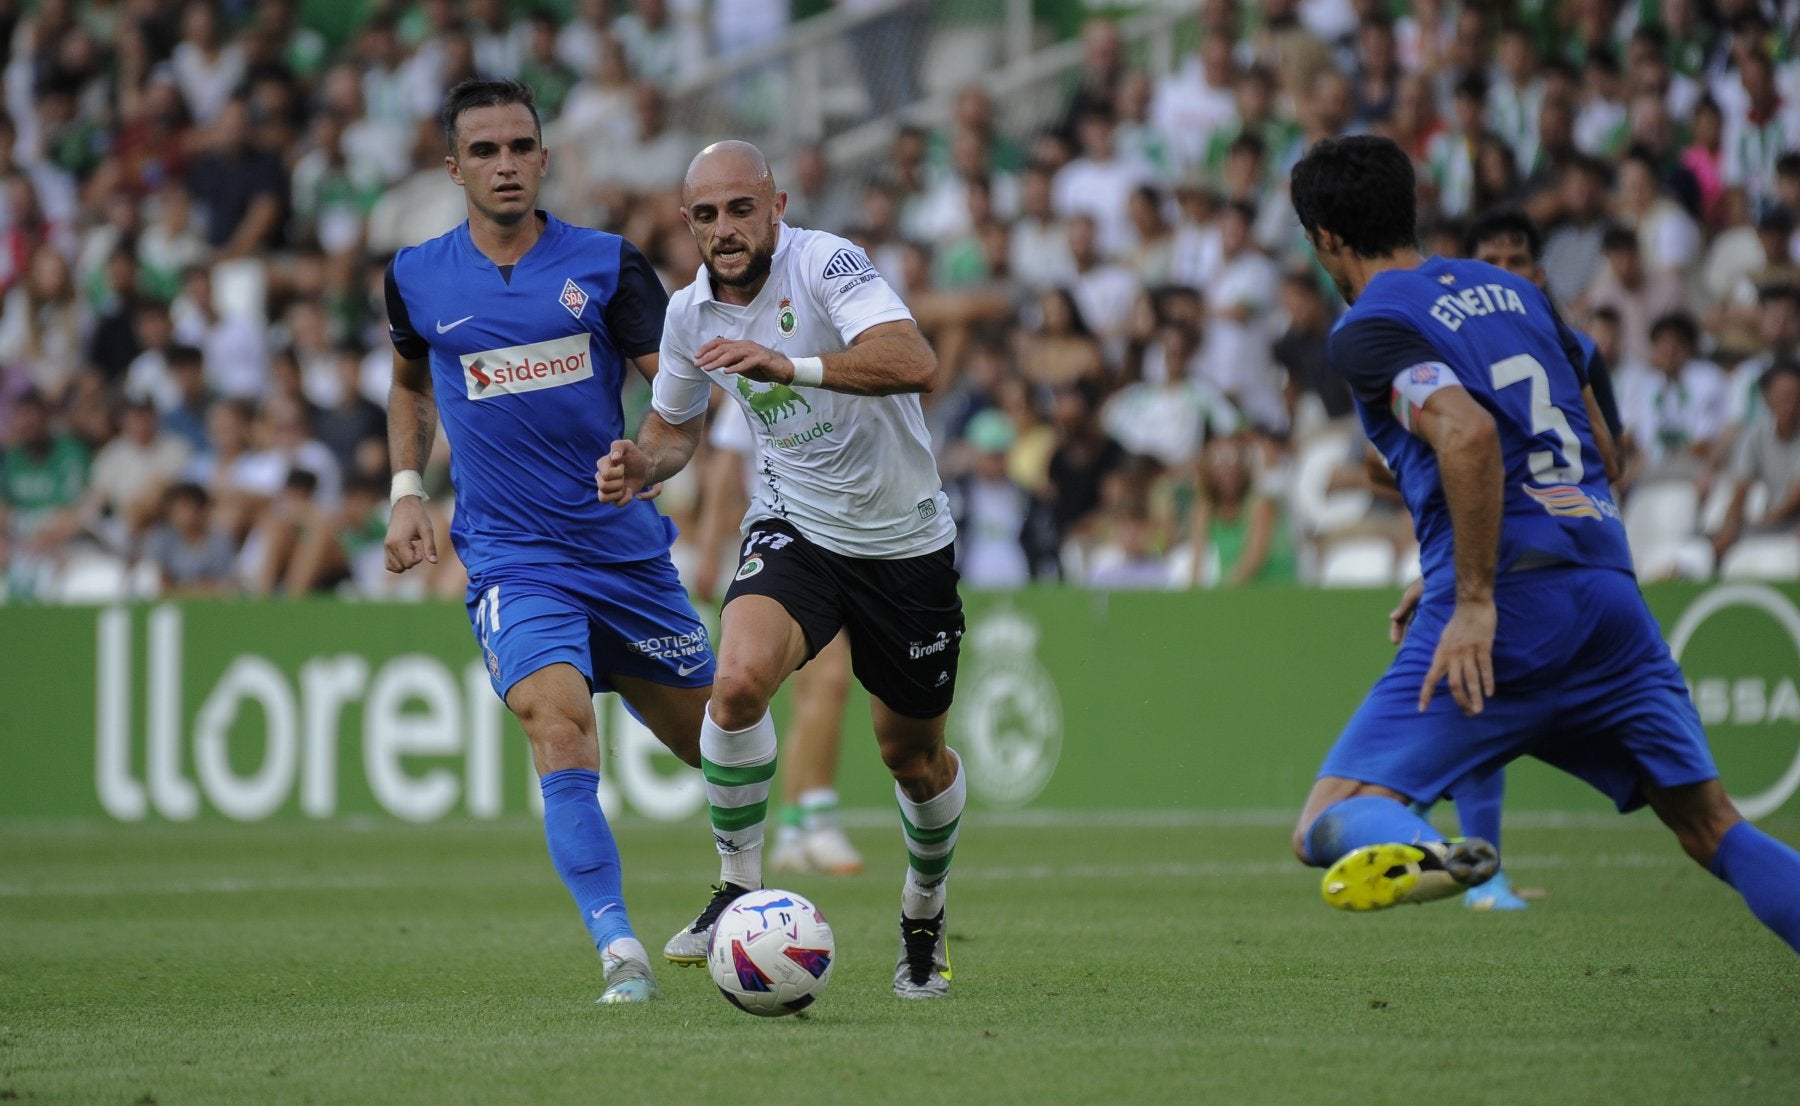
3;813;1798;1105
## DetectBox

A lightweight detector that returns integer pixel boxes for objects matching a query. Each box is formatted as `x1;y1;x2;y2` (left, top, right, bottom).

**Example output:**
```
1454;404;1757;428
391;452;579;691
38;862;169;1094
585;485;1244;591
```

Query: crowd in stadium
2;0;1799;602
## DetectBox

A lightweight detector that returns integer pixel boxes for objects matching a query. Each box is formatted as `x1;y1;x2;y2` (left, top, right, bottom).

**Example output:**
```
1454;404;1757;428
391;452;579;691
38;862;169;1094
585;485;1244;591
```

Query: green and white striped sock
797;787;840;831
701;706;777;890
897;752;965;919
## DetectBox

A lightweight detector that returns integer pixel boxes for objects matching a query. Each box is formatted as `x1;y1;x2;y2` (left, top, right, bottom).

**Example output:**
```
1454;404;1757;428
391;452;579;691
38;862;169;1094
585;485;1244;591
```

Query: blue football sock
540;768;635;951
1303;795;1446;869
1451;770;1506;853
1709;821;1800;954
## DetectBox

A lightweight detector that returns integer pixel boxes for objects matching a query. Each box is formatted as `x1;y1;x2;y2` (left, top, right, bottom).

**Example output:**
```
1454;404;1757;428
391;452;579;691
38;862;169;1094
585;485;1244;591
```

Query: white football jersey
654;224;955;559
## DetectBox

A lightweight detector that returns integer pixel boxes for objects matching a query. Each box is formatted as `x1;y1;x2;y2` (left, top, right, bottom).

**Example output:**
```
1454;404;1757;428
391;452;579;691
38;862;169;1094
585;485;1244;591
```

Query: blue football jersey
1328;257;1633;588
386;213;676;572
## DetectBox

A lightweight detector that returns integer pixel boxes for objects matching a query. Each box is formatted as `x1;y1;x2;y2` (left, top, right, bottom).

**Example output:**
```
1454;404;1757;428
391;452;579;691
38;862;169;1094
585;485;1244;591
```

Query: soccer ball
707;888;835;1017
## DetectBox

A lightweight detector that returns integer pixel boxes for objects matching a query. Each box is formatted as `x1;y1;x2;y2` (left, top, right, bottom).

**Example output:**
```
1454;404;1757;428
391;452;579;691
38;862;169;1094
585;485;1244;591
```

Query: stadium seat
1700;477;1770;534
1165;541;1220;588
48;552;131;604
1634;537;1716;582
1719;535;1800;581
1623;480;1701;579
1318;538;1396;588
1289;429;1372;537
1394;544;1422;586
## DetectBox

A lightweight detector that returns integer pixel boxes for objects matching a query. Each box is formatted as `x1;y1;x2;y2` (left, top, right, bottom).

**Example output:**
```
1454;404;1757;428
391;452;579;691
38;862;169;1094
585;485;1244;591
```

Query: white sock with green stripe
798;787;840;830
701;706;777;890
897;752;965;919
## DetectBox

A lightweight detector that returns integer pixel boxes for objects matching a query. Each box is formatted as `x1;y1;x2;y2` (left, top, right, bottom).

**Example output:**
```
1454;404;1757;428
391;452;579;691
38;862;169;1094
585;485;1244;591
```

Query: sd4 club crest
560;278;589;319
777;297;796;339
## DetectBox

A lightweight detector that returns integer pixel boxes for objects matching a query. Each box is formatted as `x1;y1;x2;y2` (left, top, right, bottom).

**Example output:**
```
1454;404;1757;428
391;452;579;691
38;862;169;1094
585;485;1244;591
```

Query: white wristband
390;469;428;506
789;356;825;388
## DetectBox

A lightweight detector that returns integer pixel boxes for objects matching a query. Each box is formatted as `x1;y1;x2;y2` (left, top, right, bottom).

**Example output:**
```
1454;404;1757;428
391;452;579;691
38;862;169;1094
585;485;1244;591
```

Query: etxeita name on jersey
460;334;592;399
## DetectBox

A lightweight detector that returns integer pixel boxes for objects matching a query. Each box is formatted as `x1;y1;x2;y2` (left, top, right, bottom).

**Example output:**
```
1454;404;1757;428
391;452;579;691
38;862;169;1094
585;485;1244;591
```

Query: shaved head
681;140;788;302
683;140;776;200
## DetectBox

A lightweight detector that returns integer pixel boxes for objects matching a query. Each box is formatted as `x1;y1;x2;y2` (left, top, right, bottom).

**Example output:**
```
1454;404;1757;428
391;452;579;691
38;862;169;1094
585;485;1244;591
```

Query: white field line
0;852;1686;899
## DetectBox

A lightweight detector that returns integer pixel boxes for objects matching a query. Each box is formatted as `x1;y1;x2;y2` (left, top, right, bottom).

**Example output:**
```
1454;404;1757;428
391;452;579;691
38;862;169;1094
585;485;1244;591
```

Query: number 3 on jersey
1489;354;1583;484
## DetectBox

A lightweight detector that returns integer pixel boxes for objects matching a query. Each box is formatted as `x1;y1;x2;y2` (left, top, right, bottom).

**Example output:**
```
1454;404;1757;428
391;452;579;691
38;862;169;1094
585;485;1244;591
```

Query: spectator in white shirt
172;264;269;402
1713;360;1800;560
1578;226;1687;370
1201;201;1285;433
80;395;192;547
1009;165;1074;291
1722;49;1800;212
1613;146;1702;277
1052;109;1156;259
170;0;245;125
1063;213;1140;360
1151;36;1237;179
468;0;528;77
1616;311;1730;481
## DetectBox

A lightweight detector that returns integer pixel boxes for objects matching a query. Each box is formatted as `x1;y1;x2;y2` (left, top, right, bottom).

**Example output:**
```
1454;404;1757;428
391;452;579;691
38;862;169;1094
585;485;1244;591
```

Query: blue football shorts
1319;565;1718;812
465;555;715;702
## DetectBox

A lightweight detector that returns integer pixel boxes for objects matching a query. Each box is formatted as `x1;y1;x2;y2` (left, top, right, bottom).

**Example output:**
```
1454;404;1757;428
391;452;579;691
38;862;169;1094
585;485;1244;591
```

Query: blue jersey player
1286;136;1800;954
382;79;714;1003
1397;207;1628;913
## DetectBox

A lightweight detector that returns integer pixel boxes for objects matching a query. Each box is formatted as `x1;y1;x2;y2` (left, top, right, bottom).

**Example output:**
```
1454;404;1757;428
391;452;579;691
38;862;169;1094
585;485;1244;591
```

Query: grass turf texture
3;814;1798;1106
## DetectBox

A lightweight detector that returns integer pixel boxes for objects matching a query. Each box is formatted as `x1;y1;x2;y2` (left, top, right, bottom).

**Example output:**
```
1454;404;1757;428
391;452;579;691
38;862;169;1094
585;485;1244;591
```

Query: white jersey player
597;141;966;1000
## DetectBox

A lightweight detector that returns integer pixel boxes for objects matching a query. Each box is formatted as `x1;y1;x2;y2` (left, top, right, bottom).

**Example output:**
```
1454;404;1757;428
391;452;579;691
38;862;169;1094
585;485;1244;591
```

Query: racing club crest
560;278;589;319
777;297;797;339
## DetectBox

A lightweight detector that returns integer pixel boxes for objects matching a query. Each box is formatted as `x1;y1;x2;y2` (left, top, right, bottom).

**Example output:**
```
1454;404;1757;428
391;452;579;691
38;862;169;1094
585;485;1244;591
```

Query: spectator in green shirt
2;390;91;555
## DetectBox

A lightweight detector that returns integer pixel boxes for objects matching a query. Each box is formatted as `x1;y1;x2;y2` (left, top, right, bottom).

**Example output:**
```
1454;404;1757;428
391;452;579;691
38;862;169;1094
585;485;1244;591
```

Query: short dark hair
1758;359;1800;394
1226;131;1266;161
1620;144;1660;175
1584;46;1619;75
1453;71;1489;103
1463;207;1542;260
1650;311;1699;348
167;344;204;368
1759;282;1800;309
1290;135;1417;258
1601;224;1640;253
164;481;209;510
1778;151;1800;177
442;78;540;153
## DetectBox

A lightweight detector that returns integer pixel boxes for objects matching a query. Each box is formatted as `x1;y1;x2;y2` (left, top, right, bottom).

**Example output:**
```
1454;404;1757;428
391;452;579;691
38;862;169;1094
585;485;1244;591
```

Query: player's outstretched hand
596;439;658;506
384;495;437;573
1388;577;1424;644
1419;599;1496;715
697;336;792;383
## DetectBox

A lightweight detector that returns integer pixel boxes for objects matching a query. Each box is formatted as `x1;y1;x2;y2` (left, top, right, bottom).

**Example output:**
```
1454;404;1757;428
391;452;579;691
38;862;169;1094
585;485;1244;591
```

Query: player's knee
708;669;776;731
523;715;595;773
877;734;944;787
1291;822;1315;866
1647;780;1742;868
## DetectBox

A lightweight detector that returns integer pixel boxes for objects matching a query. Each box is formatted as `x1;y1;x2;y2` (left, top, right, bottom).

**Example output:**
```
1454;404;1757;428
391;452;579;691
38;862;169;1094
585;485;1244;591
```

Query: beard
706;240;775;289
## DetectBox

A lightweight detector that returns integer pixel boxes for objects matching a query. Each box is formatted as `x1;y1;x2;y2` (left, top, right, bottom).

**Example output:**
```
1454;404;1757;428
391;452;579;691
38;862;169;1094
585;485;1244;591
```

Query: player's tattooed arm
696;320;938;395
1413;386;1500;716
384;352;440;572
597;410;703;506
387;352;438;474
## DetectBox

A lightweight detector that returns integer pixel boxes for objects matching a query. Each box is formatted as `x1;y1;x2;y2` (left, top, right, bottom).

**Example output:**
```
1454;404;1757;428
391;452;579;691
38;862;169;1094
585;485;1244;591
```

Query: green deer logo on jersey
736;376;815;428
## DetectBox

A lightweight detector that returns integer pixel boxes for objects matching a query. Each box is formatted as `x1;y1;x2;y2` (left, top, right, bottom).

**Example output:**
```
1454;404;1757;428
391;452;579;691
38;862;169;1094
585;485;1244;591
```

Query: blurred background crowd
2;0;1799;603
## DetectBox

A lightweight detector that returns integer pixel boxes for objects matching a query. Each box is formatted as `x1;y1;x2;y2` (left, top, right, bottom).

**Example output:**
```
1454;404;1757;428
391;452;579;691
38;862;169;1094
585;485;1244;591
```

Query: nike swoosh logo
590;903;619;920
436;315;474;334
677;659;707;677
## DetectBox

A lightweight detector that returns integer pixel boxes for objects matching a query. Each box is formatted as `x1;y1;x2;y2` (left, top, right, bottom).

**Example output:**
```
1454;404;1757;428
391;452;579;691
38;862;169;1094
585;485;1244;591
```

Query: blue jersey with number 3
1328;257;1632;591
